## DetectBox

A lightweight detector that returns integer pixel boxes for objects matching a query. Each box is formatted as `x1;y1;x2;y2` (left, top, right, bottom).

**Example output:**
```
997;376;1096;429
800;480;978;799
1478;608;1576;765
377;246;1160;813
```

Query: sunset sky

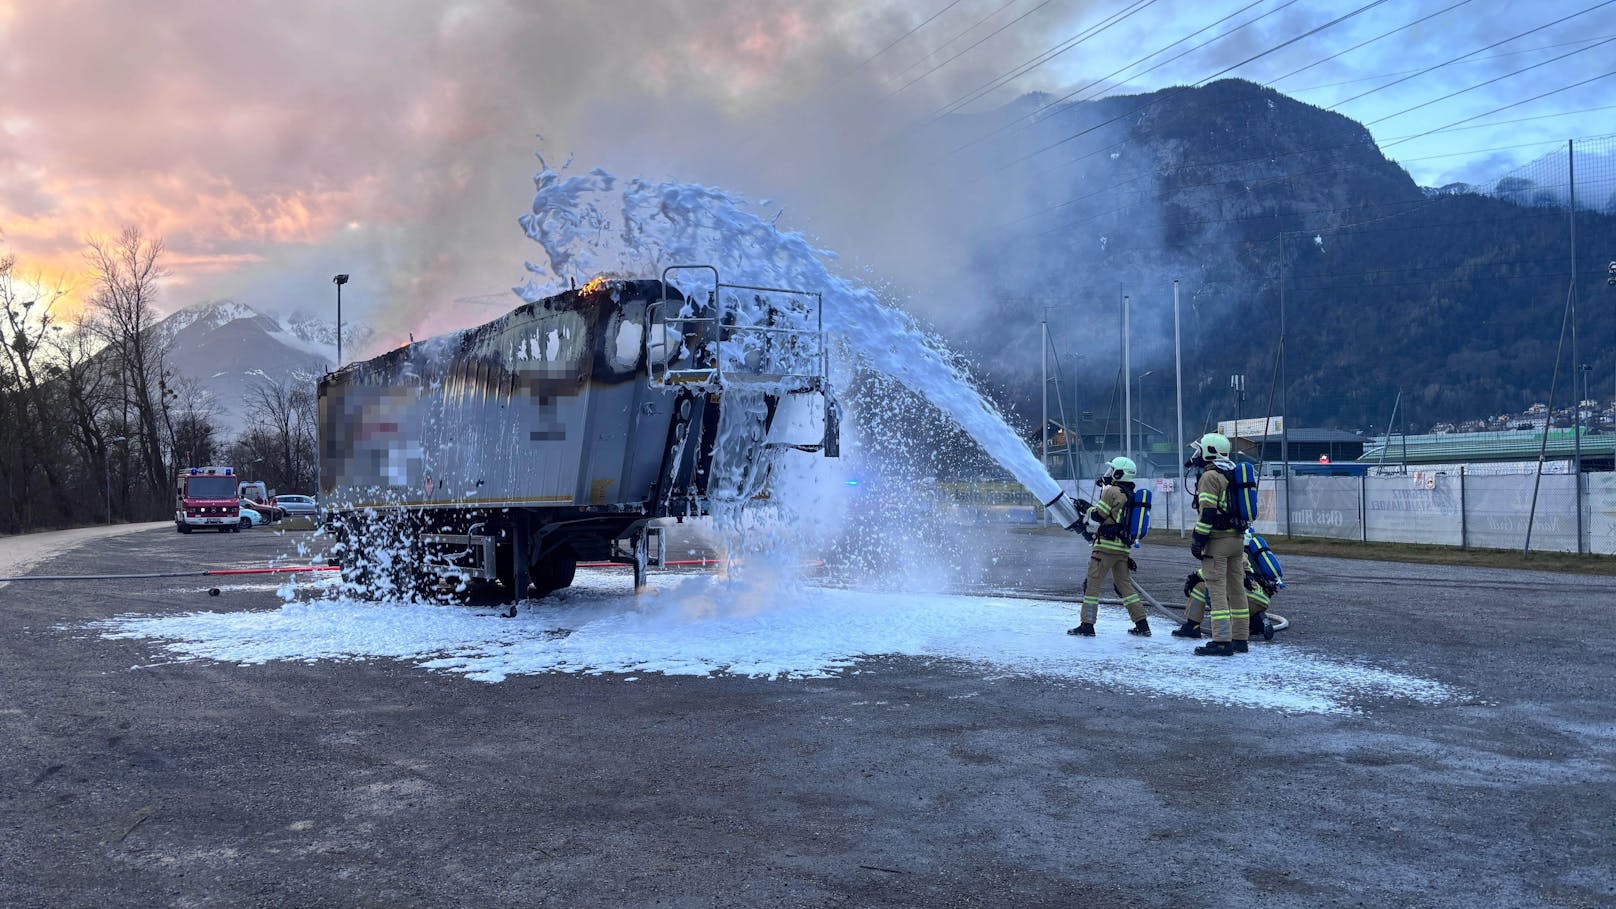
2;0;1607;342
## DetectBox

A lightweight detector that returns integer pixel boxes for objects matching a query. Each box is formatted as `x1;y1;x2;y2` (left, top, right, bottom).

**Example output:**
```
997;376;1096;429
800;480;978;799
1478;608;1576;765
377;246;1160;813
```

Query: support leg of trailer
508;511;530;617
632;531;649;592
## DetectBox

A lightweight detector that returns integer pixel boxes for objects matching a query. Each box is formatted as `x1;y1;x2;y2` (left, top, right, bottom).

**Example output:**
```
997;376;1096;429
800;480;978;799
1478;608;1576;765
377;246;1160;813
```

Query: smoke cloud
0;0;1114;349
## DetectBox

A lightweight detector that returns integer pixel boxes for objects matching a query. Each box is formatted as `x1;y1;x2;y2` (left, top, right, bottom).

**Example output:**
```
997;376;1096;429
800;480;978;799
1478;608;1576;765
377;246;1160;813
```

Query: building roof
1243;429;1367;444
1357;428;1616;463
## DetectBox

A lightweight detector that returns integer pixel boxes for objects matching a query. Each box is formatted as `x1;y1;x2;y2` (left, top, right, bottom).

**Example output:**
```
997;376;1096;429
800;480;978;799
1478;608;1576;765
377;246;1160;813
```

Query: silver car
271;494;319;517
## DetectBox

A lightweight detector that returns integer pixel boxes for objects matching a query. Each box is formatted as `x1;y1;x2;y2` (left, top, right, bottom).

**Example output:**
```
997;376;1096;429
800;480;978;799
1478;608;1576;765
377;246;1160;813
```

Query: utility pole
1279;231;1292;537
1123;293;1131;461
1174;279;1185;537
1041;315;1049;476
1569;140;1584;554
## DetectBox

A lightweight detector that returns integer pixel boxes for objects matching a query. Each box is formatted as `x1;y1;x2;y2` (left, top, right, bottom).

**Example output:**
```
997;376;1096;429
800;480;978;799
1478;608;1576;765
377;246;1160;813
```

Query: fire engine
175;465;244;533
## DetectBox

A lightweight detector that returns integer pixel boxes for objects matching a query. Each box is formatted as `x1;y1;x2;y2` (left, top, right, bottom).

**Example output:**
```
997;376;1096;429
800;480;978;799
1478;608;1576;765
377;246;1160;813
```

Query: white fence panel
1284;476;1362;541
1466;474;1579;552
1364;474;1463;546
1062;469;1607;554
1584;473;1616;555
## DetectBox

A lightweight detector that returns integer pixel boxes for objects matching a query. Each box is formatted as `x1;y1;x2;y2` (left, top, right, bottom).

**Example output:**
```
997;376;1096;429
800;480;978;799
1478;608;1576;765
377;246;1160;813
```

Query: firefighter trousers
1082;548;1146;625
1201;534;1249;642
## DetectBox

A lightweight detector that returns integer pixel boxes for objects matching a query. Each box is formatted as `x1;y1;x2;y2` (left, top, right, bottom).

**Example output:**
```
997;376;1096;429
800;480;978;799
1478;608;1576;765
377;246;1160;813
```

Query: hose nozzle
1044;493;1082;529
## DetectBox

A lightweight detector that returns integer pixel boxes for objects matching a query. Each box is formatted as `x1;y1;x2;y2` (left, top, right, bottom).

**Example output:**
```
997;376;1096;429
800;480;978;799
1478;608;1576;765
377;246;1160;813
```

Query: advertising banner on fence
1218;416;1284;440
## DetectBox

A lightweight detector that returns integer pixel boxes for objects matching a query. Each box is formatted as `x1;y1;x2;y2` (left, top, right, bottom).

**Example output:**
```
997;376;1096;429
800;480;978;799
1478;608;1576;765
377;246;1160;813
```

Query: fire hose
1130;580;1291;633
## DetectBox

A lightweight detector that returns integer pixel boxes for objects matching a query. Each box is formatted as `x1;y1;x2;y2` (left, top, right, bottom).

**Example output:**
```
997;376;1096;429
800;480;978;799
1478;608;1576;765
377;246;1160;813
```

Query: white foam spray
516;163;1063;510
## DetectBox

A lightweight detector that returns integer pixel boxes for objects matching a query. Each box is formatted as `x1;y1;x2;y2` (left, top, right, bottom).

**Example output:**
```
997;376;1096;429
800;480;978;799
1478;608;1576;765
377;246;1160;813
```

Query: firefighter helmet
1106;456;1138;482
1193;432;1231;462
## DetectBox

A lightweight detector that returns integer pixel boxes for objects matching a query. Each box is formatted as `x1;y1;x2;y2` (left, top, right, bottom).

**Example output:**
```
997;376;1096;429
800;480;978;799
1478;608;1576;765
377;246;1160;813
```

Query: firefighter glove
1127;556;1138;573
1190;532;1209;561
1183;571;1201;598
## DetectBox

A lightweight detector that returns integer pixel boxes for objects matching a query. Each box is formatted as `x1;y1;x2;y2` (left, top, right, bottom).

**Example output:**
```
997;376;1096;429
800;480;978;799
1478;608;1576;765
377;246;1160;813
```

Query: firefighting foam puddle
94;569;1454;715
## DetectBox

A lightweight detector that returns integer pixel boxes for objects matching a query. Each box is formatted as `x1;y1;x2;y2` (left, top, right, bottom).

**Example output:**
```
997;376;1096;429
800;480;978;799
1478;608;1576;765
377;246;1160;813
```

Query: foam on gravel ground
89;568;1456;714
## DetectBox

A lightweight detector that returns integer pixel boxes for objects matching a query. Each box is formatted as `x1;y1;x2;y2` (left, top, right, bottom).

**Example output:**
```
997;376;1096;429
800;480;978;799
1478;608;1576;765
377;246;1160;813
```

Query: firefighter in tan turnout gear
1068;457;1151;638
1187;433;1250;656
1176;556;1276;642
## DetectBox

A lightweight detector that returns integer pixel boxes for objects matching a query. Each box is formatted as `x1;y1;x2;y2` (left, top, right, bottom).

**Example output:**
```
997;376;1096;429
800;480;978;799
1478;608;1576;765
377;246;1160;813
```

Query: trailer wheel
531;551;577;598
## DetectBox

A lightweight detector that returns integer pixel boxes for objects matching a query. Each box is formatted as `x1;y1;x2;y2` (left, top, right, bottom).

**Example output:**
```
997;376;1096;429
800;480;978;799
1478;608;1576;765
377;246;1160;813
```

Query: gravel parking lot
1;522;1611;908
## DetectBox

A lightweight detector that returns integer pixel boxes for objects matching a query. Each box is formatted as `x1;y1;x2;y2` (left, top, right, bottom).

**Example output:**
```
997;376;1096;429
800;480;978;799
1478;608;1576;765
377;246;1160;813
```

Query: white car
238;501;266;529
272;494;318;517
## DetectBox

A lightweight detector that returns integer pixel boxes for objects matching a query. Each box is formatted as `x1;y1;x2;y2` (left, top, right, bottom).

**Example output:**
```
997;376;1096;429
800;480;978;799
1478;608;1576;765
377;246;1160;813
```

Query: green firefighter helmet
1194;432;1232;461
1106;456;1138;482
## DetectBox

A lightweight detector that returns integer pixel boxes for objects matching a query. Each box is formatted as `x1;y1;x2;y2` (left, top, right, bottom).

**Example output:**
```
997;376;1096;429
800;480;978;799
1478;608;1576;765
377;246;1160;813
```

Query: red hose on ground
206;566;339;575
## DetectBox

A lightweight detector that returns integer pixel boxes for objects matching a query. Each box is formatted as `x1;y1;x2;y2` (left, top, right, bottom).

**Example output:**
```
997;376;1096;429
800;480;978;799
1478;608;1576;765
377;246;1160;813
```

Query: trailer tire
531;551;577;598
177;523;191;534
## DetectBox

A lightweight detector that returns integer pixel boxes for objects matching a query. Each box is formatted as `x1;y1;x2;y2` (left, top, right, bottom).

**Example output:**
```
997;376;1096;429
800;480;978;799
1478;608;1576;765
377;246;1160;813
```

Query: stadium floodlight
333;274;350;367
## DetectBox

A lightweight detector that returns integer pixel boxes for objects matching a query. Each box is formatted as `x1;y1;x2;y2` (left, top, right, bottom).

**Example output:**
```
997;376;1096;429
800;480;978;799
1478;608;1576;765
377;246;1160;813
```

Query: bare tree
49;314;122;520
85;227;170;505
0;251;77;524
244;374;318;492
168;374;220;468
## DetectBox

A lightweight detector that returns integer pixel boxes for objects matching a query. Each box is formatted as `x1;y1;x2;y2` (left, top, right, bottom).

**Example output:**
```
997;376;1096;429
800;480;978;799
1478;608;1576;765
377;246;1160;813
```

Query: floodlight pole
1040;312;1052;526
1174;279;1185;537
333;274;350;368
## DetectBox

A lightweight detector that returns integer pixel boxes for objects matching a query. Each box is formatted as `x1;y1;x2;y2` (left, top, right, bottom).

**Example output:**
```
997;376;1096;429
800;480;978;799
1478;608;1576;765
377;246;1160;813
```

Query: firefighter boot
1128;618;1152;637
1067;623;1096;637
1193;640;1237;657
1172;620;1202;639
1262;616;1275;641
1232;639;1249;653
1249;614;1267;640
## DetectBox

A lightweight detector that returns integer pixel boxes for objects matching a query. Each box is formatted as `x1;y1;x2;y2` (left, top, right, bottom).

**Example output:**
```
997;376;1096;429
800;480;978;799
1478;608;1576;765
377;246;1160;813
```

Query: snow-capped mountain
153;300;373;440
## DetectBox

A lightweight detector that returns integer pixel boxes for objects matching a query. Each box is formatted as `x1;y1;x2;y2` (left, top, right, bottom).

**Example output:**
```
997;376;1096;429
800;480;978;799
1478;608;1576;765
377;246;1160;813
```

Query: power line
890;0;1062;96
1365;35;1616;127
1285;34;1616;94
1264;0;1478;88
931;0;1163;120
950;0;1277;154
1328;0;1616;110
1382;68;1616;149
1004;129;1584;238
832;0;968;87
886;0;1021;85
1381;102;1616;140
993;0;1616;199
1005;0;1396;169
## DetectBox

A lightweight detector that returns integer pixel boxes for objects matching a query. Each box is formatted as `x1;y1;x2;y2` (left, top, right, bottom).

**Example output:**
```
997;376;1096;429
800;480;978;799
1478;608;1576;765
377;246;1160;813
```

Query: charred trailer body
319;272;837;601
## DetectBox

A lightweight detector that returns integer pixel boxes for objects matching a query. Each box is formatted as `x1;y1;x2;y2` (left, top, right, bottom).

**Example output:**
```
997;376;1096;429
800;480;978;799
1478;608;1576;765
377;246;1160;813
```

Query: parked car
238;500;267;529
239;498;284;523
271;494;318;517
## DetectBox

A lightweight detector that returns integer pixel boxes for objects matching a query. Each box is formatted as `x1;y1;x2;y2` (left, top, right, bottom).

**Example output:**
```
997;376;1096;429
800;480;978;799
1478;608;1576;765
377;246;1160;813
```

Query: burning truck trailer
318;269;840;603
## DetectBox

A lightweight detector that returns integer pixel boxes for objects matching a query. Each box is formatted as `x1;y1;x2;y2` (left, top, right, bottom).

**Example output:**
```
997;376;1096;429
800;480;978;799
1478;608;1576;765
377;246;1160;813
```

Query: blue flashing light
225;467;233;475
190;468;199;475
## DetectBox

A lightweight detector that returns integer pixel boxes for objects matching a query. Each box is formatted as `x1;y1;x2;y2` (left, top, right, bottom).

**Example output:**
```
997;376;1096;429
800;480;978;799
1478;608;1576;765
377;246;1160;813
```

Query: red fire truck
175;465;244;533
